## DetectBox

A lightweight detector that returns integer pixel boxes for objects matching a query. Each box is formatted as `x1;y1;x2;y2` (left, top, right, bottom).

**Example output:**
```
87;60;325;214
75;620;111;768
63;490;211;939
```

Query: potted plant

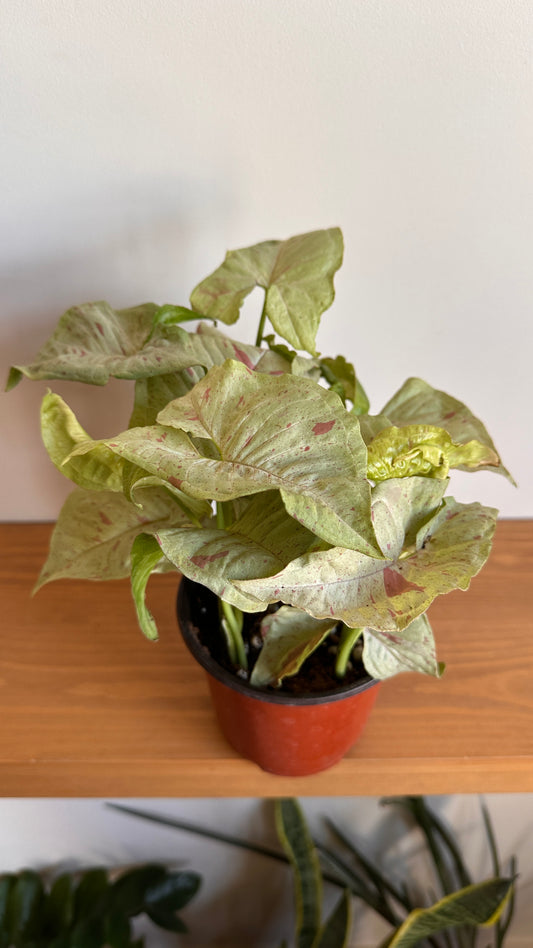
7;228;512;775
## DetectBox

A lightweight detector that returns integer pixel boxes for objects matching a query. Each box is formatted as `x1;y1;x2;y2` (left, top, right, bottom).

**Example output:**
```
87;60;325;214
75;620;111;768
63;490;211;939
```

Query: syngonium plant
7;228;513;687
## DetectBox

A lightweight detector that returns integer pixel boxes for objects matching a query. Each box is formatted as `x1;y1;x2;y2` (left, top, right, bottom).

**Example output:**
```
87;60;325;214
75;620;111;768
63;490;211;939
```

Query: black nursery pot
177;577;381;777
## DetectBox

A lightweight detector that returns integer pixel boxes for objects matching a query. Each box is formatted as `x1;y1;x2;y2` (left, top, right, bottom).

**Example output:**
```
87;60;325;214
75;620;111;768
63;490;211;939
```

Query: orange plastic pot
177;578;381;777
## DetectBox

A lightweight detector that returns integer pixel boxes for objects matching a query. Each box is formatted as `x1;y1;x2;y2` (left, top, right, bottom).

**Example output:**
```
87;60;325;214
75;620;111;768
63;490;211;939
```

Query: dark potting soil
183;580;368;697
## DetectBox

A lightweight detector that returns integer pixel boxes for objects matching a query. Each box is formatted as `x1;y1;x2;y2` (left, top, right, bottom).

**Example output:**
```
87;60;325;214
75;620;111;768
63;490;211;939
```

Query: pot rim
177;576;378;707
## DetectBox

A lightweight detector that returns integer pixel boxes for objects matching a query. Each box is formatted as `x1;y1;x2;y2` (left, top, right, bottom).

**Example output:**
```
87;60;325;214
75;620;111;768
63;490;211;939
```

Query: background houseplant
0;862;200;948
7;228;511;770
111;797;516;948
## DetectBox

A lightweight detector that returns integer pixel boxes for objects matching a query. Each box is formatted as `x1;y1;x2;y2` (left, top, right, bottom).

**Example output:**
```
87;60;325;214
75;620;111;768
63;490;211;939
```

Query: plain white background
2;2;532;944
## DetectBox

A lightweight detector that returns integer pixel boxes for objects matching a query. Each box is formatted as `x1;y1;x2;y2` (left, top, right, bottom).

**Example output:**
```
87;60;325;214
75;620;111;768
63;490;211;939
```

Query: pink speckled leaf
382;377;513;482
250;607;337;687
157;492;315;612
34;486;186;589
362;614;442;679
155;360;377;554
190;228;344;355
6;304;286;388
236;495;498;634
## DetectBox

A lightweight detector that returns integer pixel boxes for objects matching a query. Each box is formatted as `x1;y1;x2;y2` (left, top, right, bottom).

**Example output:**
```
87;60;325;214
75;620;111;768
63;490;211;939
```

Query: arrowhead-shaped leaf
7;303;281;388
236;494;498;634
367;424;501;481
250;606;337;687
34;486;185;588
382;377;514;482
362;614;442;679
190;228;344;355
155;360;377;554
157;492;315;612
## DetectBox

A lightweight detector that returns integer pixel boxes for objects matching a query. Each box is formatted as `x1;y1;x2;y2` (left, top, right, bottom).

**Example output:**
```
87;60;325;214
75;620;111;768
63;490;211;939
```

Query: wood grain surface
1;520;532;797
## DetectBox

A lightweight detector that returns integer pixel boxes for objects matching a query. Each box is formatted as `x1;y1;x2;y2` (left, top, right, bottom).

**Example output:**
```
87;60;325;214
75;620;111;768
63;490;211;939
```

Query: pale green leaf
371;476;448;559
190;228;344;355
250;607;337;687
319;355;369;414
367;424;500;481
362;614;442;679
155;360;377;554
34;487;183;589
129;322;317;426
358;414;393;445
40;391;124;491
45;393;212;521
386;877;513;948
157;492;315;612
7;303;278;387
382;377;514;482
130;533;165;640
275;800;322;948
236;498;498;638
130;369;204;427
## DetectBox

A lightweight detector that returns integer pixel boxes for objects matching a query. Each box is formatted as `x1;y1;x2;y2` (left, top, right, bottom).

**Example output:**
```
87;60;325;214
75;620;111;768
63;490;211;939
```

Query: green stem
255;293;269;347
335;626;363;678
220;598;247;670
216;501;246;671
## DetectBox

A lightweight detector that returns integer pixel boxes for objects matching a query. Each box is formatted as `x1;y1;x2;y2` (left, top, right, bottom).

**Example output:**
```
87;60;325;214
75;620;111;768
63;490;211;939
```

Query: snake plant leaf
34;487;183;589
155;360;378;554
367;424;501;481
190;228;344;355
275;799;322;948
250;607;337;687
314;890;352;948
362;614;442;679
382;377;514;482
157;492;315;612
41;391;125;491
383;877;514;948
236;498;498;636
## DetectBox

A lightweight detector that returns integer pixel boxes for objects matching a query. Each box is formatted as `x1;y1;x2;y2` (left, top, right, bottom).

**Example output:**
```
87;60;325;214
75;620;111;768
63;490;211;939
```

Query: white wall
1;0;532;519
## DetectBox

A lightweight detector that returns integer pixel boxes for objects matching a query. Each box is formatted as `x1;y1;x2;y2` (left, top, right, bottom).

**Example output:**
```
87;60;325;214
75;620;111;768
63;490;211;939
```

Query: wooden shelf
1;520;532;797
